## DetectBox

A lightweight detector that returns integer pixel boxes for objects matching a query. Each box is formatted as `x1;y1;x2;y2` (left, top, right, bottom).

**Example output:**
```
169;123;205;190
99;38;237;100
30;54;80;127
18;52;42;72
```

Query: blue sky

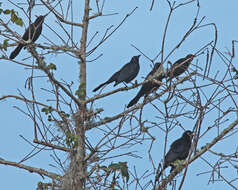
1;0;238;189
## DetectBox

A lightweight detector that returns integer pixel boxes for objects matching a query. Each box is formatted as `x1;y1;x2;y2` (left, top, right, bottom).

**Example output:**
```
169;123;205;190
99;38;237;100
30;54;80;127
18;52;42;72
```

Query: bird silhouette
93;55;141;92
10;15;46;59
127;62;164;108
157;130;193;180
167;54;194;81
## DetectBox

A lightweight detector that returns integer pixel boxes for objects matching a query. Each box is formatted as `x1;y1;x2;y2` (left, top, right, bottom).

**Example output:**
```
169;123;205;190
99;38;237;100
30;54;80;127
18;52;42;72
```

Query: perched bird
10;15;46;59
232;67;238;79
127;62;164;108
93;55;141;92
167;54;194;81
157;130;193;179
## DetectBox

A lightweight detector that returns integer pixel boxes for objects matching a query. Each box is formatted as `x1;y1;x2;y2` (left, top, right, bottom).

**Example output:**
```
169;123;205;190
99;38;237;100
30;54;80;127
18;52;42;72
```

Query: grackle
167;54;194;81
127;62;164;108
93;55;140;92
232;67;238;79
157;130;193;179
10;15;46;59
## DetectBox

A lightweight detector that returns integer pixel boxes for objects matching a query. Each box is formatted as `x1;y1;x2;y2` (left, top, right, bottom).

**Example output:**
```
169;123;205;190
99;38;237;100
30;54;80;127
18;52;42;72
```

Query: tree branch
0;159;61;179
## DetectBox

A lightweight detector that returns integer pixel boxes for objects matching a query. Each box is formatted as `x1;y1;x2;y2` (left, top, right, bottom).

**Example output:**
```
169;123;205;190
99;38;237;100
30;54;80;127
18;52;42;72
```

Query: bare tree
0;0;238;190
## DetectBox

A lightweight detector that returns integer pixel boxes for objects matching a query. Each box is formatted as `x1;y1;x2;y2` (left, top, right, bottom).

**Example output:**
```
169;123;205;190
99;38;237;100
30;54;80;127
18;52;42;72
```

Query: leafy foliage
47;63;57;70
3;39;9;50
65;132;78;148
0;6;23;26
100;162;130;184
75;83;86;99
41;107;53;115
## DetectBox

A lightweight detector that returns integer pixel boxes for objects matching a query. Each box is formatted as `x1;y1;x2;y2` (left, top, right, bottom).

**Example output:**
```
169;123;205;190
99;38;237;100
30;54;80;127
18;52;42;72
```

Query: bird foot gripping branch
93;55;141;92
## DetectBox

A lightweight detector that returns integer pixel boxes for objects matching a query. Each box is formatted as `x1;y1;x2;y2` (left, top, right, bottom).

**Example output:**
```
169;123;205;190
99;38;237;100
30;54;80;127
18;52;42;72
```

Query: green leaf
47;63;57;70
7;10;23;26
109;162;130;183
41;106;53;115
3;39;9;51
11;12;17;23
119;162;129;182
73;134;79;147
100;166;109;173
109;163;120;170
41;107;48;113
75;83;86;99
65;131;73;147
15;17;23;26
60;111;70;118
65;132;78;148
3;9;11;14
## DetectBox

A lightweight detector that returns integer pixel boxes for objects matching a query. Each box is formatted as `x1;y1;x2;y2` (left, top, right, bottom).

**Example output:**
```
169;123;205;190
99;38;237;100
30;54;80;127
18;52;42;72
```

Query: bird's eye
186;131;192;136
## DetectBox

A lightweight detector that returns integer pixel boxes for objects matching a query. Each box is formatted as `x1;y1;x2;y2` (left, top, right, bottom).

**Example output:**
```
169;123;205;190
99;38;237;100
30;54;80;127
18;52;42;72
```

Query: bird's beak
137;55;141;58
35;14;47;19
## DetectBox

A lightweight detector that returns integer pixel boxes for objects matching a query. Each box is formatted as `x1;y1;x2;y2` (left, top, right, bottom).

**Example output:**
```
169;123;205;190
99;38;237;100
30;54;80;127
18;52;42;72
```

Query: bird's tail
93;72;119;92
127;94;141;108
10;44;24;59
93;82;108;92
113;82;119;87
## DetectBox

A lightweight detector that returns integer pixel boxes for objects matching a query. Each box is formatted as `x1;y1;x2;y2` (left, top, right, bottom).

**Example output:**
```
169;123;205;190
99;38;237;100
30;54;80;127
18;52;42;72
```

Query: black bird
157;130;193;179
93;55;141;92
10;15;46;59
167;54;194;81
232;67;238;79
127;62;164;108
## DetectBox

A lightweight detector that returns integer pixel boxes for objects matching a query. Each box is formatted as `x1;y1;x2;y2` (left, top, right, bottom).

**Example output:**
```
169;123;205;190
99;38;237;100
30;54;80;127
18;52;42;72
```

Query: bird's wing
146;66;159;79
123;62;137;74
146;69;156;80
164;138;186;164
146;63;163;80
107;71;120;83
117;62;138;82
32;22;43;42
22;24;34;41
170;138;186;153
174;57;186;66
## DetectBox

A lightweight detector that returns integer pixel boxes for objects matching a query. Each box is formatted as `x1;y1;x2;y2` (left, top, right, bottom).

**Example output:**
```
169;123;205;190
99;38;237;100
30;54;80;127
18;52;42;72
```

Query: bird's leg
122;82;128;88
23;41;32;49
170;165;175;173
23;32;34;49
130;80;138;86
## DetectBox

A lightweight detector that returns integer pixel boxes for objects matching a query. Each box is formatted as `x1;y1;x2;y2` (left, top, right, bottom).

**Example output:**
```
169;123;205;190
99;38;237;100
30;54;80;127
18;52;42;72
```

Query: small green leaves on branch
65;132;78;148
0;7;23;26
41;106;53;115
75;83;86;99
59;111;70;119
47;63;57;70
3;39;9;50
100;162;130;184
